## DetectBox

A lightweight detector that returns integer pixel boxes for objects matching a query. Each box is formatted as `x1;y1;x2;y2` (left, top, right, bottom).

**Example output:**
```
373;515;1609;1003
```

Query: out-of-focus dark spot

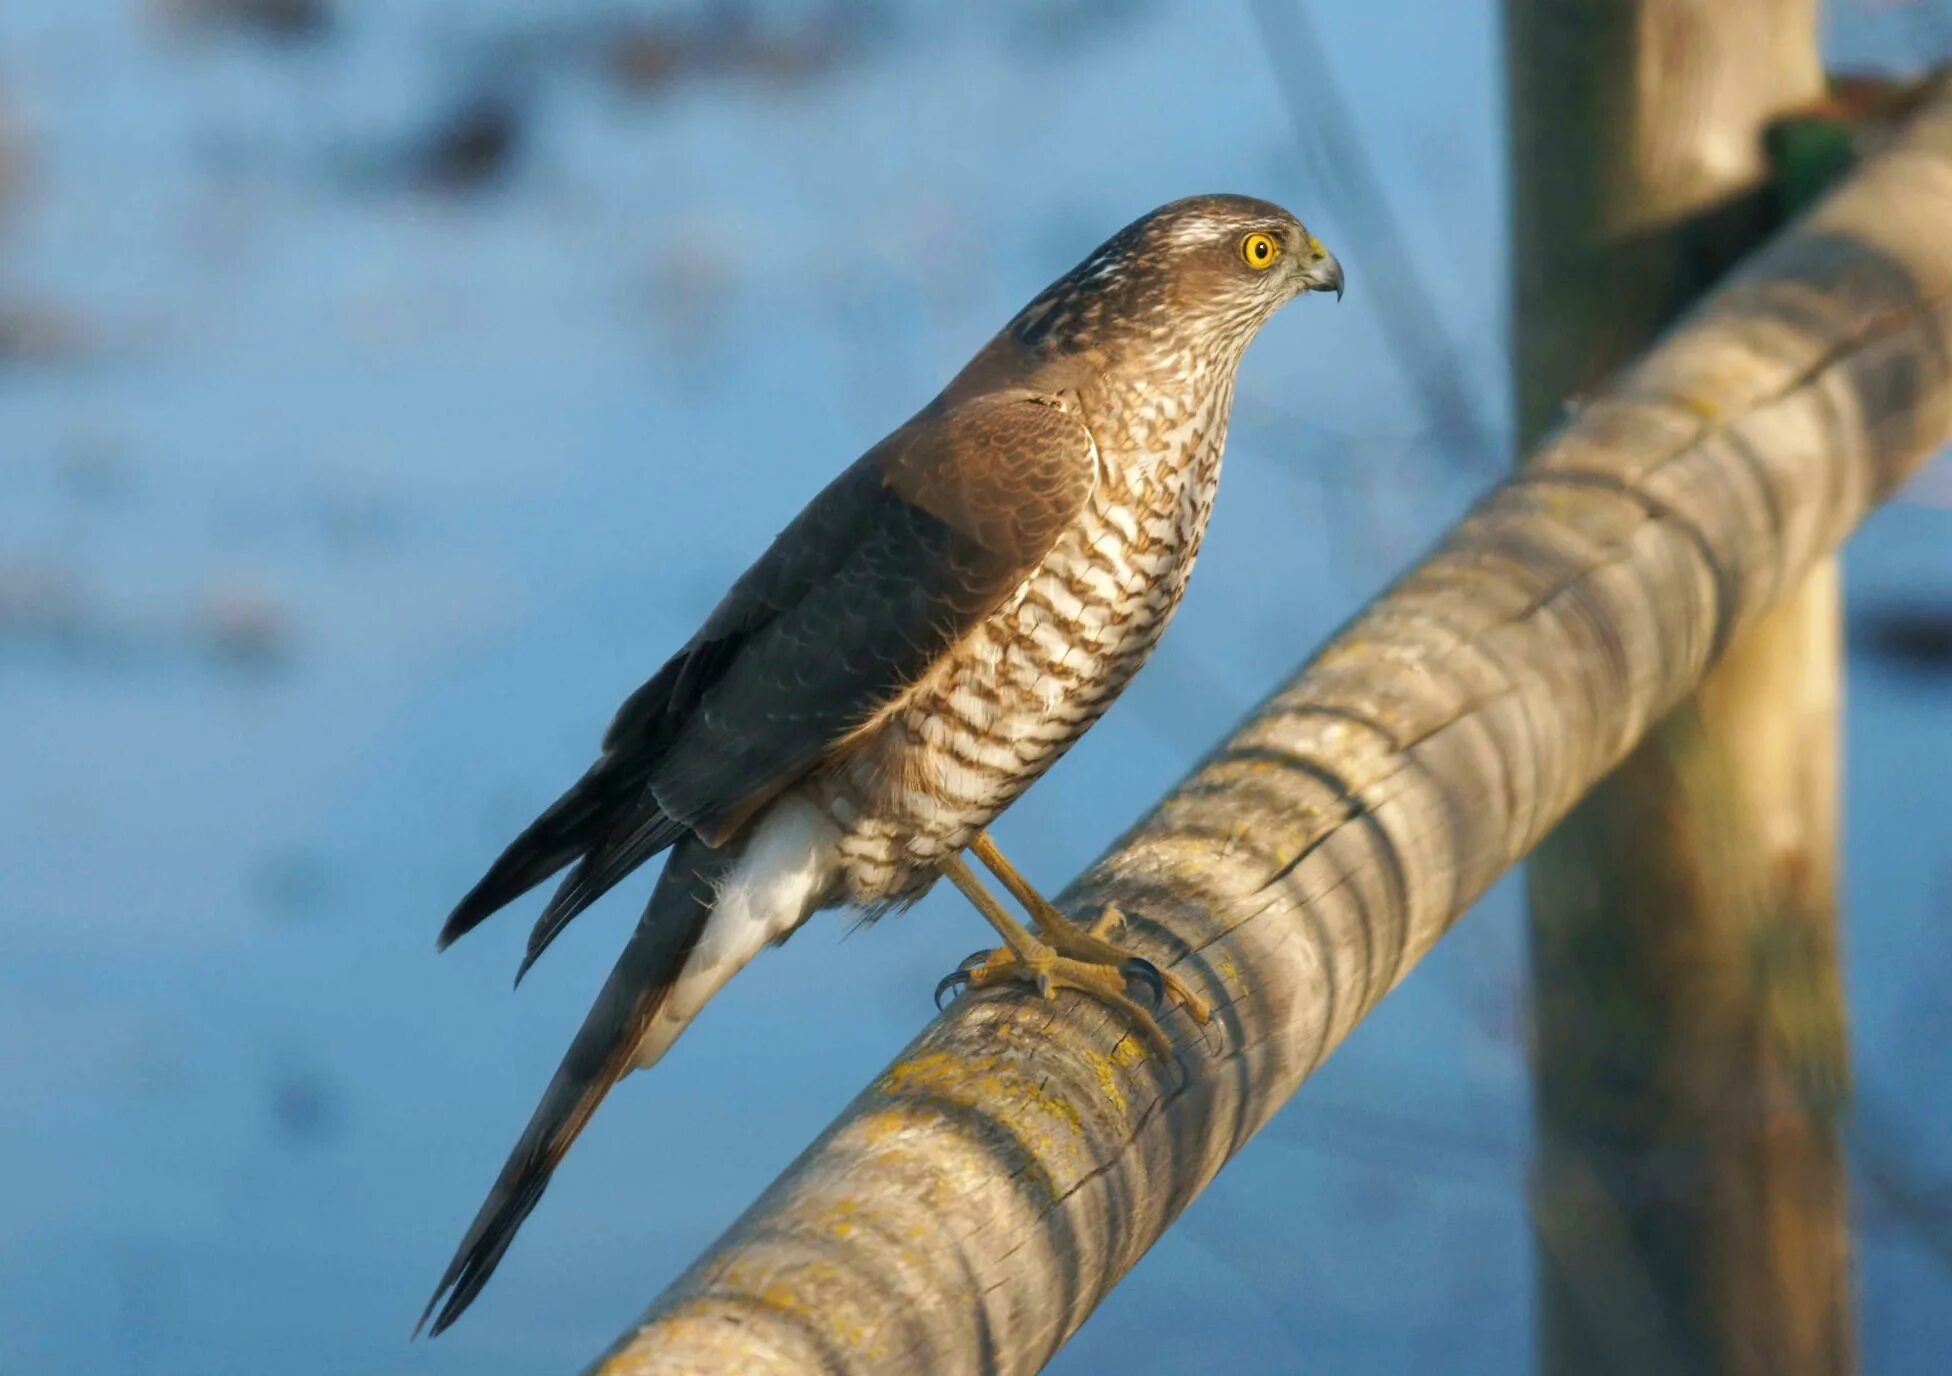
0;562;306;672
197;584;293;671
0;559;94;650
252;847;336;924
1010;0;1156;57
269;1063;345;1147
0;302;90;364
415;93;522;195
157;0;334;43
606;28;684;92
1853;602;1952;675
604;3;870;99
642;232;736;378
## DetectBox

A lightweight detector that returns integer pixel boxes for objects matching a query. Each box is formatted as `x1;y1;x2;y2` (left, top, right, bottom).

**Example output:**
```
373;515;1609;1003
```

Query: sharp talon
1120;957;1165;1008
936;950;998;1009
934;970;971;1011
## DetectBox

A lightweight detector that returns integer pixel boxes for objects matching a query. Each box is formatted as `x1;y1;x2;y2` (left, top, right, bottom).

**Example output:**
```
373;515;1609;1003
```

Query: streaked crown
1007;194;1341;362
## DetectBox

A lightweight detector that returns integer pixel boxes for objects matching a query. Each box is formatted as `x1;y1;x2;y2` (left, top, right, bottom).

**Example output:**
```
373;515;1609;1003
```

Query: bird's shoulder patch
877;389;1097;564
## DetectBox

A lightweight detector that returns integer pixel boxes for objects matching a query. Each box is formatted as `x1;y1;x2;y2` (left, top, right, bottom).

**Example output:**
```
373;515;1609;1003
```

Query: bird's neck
1081;358;1238;486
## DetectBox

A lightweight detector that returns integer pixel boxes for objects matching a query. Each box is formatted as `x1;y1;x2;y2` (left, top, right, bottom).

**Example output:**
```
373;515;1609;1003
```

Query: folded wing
435;388;1097;971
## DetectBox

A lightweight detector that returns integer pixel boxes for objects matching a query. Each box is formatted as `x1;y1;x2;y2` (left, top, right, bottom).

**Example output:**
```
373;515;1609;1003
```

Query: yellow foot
1049;905;1213;1026
935;941;1179;1058
933;845;1210;1056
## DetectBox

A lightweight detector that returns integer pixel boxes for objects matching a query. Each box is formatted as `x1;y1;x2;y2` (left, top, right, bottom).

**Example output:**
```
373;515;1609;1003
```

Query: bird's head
1008;194;1342;366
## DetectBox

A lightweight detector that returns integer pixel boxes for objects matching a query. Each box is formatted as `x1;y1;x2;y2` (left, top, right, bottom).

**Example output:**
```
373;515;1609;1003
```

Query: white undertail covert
630;797;841;1070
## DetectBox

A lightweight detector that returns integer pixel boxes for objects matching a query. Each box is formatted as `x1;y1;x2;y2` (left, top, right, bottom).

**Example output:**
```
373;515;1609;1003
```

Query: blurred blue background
3;2;1951;1371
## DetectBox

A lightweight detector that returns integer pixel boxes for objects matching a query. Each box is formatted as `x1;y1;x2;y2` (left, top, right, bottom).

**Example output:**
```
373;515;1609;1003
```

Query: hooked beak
1298;246;1344;300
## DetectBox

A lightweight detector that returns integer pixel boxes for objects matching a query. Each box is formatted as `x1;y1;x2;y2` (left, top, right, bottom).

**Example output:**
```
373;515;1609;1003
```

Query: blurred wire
1232;393;1456;571
1851;1087;1952;1280
1250;0;1503;476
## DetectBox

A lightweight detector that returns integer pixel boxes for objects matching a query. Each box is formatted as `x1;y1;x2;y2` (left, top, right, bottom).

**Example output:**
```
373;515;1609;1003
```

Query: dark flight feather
435;755;662;950
514;809;687;984
418;836;729;1338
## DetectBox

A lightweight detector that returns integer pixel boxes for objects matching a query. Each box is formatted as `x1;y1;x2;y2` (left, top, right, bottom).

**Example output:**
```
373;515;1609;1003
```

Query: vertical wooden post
1507;3;1856;1374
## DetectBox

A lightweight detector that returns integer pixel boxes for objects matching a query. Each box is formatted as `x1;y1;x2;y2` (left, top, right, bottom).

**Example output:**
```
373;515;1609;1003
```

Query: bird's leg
933;854;1177;1058
968;832;1211;1025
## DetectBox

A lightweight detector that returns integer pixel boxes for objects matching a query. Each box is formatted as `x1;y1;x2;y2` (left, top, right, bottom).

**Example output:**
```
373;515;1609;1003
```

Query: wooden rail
589;84;1952;1376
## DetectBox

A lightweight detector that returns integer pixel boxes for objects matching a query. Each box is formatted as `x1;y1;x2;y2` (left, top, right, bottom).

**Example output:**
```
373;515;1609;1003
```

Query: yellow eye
1240;231;1282;270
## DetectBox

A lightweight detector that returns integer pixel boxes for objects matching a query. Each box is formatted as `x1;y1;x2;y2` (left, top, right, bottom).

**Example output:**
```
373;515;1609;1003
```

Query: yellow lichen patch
814;1194;882;1243
876;1043;1091;1171
1676;389;1723;422
1034;1079;1085;1138
755;1278;875;1355
878;1049;1000;1098
706;1260;880;1357
1081;1046;1128;1114
855;1097;955;1149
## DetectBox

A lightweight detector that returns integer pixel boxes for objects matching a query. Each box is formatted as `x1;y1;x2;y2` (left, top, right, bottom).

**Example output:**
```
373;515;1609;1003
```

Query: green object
1769;117;1861;215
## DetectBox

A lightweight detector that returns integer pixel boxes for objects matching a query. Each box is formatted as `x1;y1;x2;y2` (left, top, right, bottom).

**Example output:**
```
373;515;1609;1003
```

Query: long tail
416;834;730;1338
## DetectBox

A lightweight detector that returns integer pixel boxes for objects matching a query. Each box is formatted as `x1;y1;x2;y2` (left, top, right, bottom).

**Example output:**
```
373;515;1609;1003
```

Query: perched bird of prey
419;194;1341;1335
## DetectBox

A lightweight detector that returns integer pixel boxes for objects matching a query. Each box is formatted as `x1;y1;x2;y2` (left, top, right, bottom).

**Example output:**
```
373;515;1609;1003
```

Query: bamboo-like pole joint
590;85;1952;1376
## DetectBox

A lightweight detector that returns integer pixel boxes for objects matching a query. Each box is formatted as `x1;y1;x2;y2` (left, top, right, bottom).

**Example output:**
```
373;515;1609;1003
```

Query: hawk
420;194;1341;1335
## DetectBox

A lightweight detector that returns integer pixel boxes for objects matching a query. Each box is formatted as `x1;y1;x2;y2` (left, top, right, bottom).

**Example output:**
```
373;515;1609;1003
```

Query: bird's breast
816;392;1231;910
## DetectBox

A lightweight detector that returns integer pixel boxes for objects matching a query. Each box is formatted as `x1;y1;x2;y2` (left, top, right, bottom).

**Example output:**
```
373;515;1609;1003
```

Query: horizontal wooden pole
591;85;1952;1376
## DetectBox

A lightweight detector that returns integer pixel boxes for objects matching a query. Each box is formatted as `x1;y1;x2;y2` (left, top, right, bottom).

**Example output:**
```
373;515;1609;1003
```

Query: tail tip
511;940;549;988
436;898;484;952
415;1275;471;1340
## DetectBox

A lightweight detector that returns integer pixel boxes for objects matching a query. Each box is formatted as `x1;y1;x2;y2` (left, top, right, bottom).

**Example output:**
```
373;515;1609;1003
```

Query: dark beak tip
1302;251;1345;301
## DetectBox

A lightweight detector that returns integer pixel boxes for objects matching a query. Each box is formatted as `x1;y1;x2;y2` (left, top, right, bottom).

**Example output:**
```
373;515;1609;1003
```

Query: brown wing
646;388;1097;838
437;389;1096;973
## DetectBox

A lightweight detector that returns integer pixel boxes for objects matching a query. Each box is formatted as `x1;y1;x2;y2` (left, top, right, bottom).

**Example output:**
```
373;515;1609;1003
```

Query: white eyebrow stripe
1159;214;1230;246
1158;214;1285;249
